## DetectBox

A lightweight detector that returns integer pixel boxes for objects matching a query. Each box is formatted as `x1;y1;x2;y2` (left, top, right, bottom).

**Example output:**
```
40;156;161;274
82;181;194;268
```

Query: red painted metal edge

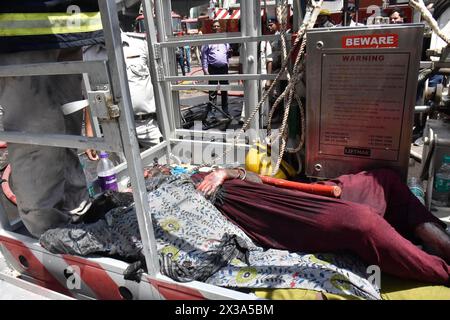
2;164;17;205
0;235;73;296
149;278;206;300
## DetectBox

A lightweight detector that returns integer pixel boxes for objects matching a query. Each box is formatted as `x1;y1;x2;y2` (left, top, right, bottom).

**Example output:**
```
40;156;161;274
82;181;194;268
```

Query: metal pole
141;0;172;160
159;34;278;47
82;74;102;138
355;0;360;24
343;0;348;26
161;0;182;130
264;0;268;30
241;0;260;134
293;0;303;30
153;0;177;136
99;0;160;277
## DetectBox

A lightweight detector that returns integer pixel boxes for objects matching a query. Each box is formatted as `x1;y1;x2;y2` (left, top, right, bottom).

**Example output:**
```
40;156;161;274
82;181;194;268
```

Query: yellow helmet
245;142;296;180
319;9;331;16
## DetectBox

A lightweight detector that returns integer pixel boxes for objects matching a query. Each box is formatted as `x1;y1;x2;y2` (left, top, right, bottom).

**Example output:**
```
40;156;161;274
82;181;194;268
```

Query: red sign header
342;34;399;49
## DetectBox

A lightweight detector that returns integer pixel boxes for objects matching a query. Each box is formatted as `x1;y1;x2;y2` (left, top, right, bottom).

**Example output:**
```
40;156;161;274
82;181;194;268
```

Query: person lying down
39;166;450;299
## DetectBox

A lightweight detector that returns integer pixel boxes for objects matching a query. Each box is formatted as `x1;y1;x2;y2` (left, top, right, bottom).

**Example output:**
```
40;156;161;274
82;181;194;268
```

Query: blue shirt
201;43;230;71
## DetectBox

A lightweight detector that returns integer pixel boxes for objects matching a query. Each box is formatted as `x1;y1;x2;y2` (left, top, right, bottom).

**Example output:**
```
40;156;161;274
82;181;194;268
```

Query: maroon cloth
194;169;450;285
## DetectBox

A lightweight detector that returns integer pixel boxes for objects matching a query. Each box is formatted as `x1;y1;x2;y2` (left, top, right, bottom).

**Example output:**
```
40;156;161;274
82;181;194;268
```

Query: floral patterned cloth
150;175;381;300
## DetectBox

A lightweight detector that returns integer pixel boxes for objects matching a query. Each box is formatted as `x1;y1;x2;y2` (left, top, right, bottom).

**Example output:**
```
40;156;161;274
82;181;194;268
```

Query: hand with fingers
85;149;99;161
196;169;228;197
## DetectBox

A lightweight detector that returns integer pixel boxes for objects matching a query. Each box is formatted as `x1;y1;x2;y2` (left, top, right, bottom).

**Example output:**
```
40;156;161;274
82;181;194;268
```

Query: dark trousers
0;49;89;237
177;55;185;76
208;64;229;114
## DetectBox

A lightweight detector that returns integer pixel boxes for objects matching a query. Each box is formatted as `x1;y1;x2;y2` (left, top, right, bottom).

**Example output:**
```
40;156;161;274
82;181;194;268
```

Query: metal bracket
87;90;120;119
421;128;435;181
153;44;166;82
107;104;120;119
153;43;161;60
156;65;165;82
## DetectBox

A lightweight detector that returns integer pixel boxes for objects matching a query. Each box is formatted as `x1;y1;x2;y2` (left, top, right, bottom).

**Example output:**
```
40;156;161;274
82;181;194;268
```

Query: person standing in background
182;25;192;73
389;8;405;24
264;19;289;128
336;3;364;26
314;9;335;28
176;46;186;76
83;31;163;154
201;20;232;116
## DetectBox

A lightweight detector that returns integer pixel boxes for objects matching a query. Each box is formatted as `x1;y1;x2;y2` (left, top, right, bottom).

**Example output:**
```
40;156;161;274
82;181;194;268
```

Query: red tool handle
259;175;342;198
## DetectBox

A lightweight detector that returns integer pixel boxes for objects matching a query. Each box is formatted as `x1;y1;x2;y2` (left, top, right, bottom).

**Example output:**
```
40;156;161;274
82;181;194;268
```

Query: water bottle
407;177;425;206
432;155;450;207
80;155;96;197
96;151;118;192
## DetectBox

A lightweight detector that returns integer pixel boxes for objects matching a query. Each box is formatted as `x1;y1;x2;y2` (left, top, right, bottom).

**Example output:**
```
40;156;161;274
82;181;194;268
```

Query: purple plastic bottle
96;151;118;192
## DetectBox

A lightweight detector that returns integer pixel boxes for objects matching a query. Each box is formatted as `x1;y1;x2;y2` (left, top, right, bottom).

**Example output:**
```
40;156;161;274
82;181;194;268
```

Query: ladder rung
0;132;119;152
169;138;250;152
165;74;276;82
0;61;107;77
171;84;244;91
160;34;280;47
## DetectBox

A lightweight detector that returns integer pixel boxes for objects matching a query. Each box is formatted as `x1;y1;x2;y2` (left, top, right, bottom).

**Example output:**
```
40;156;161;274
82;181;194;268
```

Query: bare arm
196;168;262;197
265;61;273;88
84;107;99;161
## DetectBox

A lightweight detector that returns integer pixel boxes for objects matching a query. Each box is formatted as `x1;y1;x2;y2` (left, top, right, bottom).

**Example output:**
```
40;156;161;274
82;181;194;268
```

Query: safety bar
100;0;160;277
160;34;280;47
171;84;244;91
165;74;277;82
175;129;248;141
0;132;119;152
0;61;106;77
415;105;431;113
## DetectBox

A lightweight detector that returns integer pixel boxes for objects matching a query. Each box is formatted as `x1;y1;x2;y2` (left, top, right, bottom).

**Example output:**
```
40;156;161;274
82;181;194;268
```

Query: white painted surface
0;279;50;300
0;251;13;277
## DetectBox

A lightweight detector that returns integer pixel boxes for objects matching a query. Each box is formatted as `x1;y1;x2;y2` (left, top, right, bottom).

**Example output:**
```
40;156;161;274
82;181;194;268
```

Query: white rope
267;0;291;135
268;2;322;175
278;1;291;81
269;39;305;175
409;0;450;45
286;95;306;154
209;0;323;167
275;36;307;157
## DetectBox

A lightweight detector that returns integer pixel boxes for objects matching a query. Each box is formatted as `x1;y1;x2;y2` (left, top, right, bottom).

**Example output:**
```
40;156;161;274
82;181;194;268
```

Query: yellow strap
0;12;103;36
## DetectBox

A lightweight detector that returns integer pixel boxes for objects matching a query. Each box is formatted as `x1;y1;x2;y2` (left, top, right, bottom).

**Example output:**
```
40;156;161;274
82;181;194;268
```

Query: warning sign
306;25;424;179
318;52;409;161
342;34;399;49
